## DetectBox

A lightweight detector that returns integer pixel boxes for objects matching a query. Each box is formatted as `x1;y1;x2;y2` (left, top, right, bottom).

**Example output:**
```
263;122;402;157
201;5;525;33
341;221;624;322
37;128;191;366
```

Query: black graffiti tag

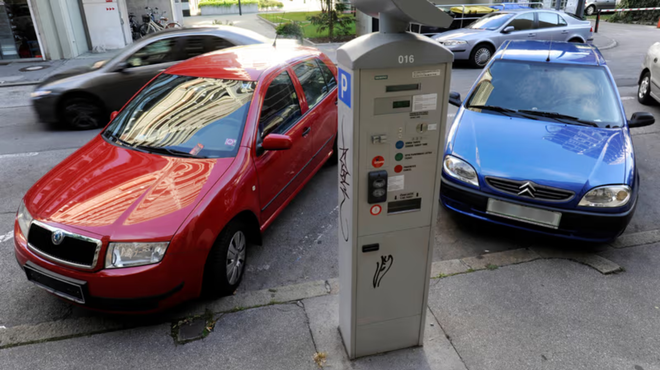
339;116;351;242
373;255;394;289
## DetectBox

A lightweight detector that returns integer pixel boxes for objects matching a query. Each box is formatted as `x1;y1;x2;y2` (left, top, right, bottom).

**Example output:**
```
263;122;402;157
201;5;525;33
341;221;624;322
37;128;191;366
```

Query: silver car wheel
639;76;650;100
474;47;491;67
226;230;246;285
586;5;595;16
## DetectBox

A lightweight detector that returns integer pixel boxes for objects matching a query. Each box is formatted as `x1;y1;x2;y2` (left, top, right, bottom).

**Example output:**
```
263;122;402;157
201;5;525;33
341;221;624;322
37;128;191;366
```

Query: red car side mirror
261;134;292;151
110;111;119;121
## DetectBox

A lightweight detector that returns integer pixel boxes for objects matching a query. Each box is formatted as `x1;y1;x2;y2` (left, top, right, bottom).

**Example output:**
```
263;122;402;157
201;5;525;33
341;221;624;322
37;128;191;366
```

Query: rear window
104;74;256;158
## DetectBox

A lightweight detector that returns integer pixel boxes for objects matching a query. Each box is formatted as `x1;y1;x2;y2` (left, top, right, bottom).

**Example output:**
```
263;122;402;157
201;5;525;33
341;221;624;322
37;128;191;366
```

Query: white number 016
398;55;415;64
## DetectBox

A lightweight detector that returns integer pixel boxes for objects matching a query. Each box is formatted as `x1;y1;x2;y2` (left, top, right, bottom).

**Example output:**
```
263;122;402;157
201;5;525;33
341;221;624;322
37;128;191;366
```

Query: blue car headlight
443;155;479;187
578;185;631;208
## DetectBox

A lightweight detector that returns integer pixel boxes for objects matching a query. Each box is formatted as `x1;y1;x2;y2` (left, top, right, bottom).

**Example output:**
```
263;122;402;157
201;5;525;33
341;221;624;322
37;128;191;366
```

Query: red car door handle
302;127;311;137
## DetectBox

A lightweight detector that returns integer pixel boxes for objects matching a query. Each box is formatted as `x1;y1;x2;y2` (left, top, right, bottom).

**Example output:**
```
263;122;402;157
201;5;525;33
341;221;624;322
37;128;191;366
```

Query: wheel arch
56;89;107;122
228;210;262;247
568;36;585;43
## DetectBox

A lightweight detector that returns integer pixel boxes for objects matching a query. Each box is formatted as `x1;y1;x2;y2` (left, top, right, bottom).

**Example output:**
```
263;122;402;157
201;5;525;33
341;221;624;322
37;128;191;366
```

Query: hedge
609;0;660;24
199;0;258;7
259;0;284;8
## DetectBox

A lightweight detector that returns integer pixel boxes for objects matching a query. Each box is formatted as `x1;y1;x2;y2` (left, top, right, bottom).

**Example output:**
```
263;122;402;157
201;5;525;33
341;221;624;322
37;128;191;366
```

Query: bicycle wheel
146;23;158;34
139;23;149;36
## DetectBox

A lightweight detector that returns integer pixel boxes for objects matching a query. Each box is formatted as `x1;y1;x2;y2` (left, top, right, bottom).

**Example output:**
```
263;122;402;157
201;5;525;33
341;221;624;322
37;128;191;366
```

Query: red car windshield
104;74;256;158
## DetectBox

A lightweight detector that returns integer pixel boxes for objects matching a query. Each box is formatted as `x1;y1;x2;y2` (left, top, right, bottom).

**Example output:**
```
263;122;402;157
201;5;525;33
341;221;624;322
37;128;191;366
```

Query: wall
200;4;259;15
29;0;89;60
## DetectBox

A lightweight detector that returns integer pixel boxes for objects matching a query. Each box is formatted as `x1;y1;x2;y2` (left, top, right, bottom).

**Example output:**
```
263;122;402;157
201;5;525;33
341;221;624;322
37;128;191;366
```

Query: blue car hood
449;110;633;195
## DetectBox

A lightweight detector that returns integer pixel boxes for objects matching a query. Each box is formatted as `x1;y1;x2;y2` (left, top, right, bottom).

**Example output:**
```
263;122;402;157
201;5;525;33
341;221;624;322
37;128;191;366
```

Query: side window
126;39;178;68
293;60;328;108
316;59;337;91
259;71;301;138
204;36;234;53
538;12;560;29
558;15;567;26
180;36;234;59
508;13;534;31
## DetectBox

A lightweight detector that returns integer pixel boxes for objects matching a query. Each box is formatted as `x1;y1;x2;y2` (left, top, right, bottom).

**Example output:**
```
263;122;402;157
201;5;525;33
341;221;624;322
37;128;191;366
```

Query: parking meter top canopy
351;0;453;30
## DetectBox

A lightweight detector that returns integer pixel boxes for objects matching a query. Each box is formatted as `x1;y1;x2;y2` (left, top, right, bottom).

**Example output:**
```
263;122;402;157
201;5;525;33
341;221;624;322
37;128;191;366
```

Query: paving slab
0;304;316;370
461;248;541;271
428;250;660;370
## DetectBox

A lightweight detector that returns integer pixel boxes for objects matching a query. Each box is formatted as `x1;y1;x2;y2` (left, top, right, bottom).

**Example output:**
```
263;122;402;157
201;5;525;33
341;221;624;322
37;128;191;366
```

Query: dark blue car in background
442;41;655;242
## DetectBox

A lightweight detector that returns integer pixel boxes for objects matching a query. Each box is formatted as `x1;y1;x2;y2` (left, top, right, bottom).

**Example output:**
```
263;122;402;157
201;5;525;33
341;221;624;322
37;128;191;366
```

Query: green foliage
259;0;284;8
199;0;258;7
276;22;304;38
610;0;660;24
307;0;354;41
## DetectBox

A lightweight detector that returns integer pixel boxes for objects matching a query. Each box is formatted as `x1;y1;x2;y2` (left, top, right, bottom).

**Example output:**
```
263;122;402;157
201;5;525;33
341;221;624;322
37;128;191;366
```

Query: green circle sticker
395;153;403;161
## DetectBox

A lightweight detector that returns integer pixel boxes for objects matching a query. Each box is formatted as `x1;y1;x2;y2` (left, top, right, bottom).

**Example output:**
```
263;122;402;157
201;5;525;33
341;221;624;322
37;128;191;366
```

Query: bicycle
129;13;141;40
139;7;180;36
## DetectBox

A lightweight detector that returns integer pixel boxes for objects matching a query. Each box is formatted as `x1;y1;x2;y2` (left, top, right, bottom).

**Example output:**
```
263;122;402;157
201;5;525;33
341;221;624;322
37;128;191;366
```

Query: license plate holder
486;198;562;229
24;263;86;304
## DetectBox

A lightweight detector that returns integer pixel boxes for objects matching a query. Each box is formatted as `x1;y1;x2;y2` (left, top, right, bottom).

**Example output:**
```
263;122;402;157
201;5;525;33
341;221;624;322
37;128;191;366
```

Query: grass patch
486;264;499;271
259;11;355;39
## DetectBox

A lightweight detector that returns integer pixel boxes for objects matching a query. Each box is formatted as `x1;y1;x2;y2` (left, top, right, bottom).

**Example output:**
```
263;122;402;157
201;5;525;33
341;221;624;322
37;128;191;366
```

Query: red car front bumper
13;221;194;313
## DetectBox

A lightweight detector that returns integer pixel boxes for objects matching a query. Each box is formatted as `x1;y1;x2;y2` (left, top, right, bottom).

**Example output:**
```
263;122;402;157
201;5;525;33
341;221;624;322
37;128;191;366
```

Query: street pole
575;0;586;18
555;0;561;11
238;0;242;15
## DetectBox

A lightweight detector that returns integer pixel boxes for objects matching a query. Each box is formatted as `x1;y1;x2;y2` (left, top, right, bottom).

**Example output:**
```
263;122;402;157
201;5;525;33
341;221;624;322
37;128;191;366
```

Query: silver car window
507;13;535;31
538;12;560;29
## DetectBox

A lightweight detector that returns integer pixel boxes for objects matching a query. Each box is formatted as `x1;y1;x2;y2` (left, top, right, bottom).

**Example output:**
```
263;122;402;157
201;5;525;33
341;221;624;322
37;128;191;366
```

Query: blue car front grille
485;177;574;202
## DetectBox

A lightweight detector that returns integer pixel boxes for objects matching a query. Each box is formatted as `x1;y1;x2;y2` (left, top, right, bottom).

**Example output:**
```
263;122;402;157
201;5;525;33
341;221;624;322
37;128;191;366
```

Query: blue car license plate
486;198;561;229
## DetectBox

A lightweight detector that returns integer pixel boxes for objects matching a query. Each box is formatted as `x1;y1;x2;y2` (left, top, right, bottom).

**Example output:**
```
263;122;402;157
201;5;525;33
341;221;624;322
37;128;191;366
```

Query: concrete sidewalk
2;238;660;369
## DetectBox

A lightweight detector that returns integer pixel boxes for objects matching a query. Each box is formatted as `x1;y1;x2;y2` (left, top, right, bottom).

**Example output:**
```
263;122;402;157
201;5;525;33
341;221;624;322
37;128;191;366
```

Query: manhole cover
19;65;50;72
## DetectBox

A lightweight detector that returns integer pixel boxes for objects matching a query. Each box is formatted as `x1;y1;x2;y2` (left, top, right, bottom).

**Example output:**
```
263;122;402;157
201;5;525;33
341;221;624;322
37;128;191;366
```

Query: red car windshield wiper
134;145;207;159
517;110;599;127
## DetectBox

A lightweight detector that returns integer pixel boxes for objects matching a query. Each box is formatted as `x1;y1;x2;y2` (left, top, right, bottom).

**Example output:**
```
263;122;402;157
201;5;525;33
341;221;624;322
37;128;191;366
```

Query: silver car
31;26;268;130
638;42;660;105
585;0;617;16
433;9;592;68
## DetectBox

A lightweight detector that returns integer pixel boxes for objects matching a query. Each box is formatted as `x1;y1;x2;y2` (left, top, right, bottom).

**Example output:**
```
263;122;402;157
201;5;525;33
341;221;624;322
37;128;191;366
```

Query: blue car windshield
104;74;256;158
467;12;514;30
466;60;624;128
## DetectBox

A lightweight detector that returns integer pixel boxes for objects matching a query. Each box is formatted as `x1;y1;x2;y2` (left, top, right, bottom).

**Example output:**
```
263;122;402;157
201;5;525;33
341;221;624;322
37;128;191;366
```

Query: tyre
585;5;596;16
469;44;494;69
139;24;149;36
202;221;248;298
638;71;656;105
61;96;105;130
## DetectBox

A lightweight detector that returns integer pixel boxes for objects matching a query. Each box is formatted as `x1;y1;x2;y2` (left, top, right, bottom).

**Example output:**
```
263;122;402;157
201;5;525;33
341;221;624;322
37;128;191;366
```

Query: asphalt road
1;25;660;328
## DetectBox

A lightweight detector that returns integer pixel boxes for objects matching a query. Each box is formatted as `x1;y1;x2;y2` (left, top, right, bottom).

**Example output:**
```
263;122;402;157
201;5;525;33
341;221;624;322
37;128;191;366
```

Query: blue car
442;41;655;242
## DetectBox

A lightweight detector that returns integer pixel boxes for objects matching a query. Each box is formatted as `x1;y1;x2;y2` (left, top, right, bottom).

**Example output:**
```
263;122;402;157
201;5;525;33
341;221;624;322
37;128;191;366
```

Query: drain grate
19;65;50;72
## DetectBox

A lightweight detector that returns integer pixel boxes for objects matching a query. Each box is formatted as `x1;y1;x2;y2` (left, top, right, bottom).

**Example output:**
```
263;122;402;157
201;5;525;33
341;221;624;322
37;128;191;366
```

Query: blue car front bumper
440;177;636;243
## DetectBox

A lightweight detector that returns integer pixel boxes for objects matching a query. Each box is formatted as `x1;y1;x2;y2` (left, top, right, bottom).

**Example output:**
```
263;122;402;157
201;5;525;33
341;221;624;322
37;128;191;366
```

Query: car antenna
272;34;278;47
546;41;552;62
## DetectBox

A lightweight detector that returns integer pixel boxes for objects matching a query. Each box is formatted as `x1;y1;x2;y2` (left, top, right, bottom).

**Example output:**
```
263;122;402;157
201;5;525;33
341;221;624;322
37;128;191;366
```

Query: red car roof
164;44;324;81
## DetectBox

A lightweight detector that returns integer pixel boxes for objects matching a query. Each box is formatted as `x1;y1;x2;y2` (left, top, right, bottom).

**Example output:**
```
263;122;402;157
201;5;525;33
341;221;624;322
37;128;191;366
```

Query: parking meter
337;0;454;359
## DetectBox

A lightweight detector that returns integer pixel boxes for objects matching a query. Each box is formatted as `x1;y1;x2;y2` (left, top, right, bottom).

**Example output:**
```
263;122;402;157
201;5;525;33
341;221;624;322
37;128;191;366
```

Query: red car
14;45;338;312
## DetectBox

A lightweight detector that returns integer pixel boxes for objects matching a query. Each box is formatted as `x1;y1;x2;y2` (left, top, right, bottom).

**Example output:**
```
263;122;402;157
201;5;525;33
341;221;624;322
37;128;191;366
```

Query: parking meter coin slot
362;244;380;253
368;170;388;204
387;198;422;214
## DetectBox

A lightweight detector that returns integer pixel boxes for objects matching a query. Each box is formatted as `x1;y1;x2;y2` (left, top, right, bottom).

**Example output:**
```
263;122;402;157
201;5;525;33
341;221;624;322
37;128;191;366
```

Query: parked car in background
442;41;654;242
31;26;268;130
15;45;339;312
585;0;617;16
433;9;592;68
638;42;660;105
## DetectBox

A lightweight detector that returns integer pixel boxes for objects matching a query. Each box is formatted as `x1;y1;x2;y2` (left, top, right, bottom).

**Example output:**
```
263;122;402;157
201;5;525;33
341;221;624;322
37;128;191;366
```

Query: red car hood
25;137;234;240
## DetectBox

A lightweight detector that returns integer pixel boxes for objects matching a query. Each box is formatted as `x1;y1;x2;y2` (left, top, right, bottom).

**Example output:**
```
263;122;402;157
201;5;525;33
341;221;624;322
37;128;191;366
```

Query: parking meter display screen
393;100;411;109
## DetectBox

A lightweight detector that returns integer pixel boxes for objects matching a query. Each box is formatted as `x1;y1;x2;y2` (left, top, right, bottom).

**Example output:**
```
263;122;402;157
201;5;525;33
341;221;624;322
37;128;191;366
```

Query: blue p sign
338;68;351;108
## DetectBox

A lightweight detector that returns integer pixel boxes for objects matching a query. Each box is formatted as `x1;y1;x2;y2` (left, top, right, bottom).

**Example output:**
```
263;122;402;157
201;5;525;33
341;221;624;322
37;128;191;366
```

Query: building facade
0;0;182;61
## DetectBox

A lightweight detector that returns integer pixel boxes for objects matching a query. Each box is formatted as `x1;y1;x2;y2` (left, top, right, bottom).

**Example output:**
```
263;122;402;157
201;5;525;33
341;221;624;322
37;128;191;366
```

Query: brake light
590;26;593;32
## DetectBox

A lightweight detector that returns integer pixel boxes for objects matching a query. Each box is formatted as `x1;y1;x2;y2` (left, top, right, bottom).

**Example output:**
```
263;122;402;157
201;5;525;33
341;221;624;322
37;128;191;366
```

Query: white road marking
621;96;635;101
0;152;39;160
0;231;14;243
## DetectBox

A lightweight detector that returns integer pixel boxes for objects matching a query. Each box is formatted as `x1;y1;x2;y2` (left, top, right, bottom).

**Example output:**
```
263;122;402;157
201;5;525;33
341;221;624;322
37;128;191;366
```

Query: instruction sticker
388;175;404;192
412;93;438;113
413;69;442;78
428;124;438;131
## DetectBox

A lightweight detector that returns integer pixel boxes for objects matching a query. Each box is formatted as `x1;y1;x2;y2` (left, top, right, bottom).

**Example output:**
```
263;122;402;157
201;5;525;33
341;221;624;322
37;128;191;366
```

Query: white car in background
638;42;660;105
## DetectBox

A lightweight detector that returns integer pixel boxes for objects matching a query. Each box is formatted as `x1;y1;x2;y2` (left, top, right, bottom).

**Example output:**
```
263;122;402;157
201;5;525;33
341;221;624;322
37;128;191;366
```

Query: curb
3;230;659;350
0;81;40;88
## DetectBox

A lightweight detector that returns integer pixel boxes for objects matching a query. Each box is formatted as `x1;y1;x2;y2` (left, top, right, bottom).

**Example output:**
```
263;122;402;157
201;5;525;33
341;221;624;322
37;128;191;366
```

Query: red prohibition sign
372;156;385;168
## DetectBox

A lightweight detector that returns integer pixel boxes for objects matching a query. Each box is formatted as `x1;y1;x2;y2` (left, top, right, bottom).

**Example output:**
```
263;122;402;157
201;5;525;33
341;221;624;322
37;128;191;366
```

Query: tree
610;0;660;24
308;1;353;41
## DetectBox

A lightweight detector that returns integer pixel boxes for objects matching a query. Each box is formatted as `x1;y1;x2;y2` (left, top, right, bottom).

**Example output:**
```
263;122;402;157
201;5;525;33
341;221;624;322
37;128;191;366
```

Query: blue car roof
496;41;606;66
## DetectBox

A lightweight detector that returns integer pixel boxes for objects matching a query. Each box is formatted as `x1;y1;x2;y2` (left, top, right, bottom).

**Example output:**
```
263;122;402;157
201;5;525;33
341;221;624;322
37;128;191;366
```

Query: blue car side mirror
629;112;655;128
